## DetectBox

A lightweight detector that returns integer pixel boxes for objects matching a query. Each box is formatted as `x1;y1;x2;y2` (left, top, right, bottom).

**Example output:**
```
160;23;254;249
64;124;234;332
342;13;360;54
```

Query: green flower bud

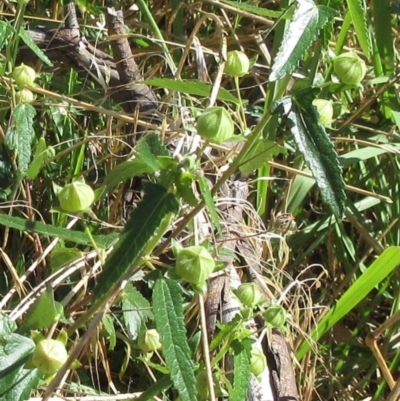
250;346;267;376
312;99;334;125
58;181;95;213
263;305;287;329
196;107;234;142
333;52;366;85
175;245;215;284
12;63;36;87
15;88;34;104
32;339;68;375
225;50;250;77
138;329;162;352
234;283;262;308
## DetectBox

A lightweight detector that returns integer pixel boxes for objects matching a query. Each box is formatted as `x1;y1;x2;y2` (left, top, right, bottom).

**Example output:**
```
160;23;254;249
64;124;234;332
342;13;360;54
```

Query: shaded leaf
153;278;197;401
0;21;14;52
198;176;222;234
270;0;337;81
273;90;346;217
94;182;179;300
220;0;283;18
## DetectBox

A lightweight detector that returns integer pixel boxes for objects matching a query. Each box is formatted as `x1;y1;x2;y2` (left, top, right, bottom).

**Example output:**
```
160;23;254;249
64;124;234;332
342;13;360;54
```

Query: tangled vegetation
1;0;400;400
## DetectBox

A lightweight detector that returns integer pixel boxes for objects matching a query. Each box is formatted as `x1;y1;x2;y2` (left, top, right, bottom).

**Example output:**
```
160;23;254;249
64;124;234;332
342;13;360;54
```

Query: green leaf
0;21;14;52
137;132;170;172
297;246;400;360
26;136;51;180
239;140;286;173
346;0;371;58
231;339;252;401
153;278;197;401
198;176;222;234
0;214;117;248
19;286;62;331
103;159;155;193
143;78;240;105
273;91;346;217
122;284;154;341
135;375;173;401
269;0;337;81
220;0;283;18
94;182;179;300
19;27;53;66
2;368;42;401
102;314;116;350
11;103;36;174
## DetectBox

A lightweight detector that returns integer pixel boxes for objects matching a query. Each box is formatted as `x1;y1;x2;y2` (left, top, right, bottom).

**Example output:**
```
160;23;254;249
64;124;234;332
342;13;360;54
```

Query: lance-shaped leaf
93;182;179;300
273;90;346;217
153;278;197;401
269;0;337;81
346;0;371;58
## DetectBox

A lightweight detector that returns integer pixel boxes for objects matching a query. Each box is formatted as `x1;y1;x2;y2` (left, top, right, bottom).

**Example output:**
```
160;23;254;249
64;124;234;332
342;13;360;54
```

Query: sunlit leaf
153;278;197;401
270;0;336;81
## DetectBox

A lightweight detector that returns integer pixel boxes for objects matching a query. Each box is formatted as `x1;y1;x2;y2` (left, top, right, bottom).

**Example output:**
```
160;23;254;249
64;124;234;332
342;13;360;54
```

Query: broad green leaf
137;132;170;169
239;140;286;173
122;284;153;341
143;78;240;105
94;182;179;299
20;286;62;331
2;368;42;401
198;176;222;234
50;248;83;272
345;0;371;58
0;214;117;248
273;91;346;217
0;314;17;335
270;0;337;81
297;246;400;360
103;158;155;193
231;339;252;401
153;278;197;401
220;0;283;18
19;27;53;66
12;103;36;174
5;126;18;150
0;21;14;52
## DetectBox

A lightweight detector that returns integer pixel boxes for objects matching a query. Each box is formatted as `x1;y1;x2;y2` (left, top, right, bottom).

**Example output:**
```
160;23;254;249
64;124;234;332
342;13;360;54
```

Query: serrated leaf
2;368;43;401
0;21;14;52
273;91;346;217
12;103;36;174
137;132;169;171
20;286;61;331
198;176;222;234
19;27;53;66
239;139;286;173
153;278;197;401
270;0;337;81
103;159;155;193
5;126;18;150
143;78;240;105
94;182;179;300
122;284;153;341
220;0;283;18
346;0;371;58
0;214;117;248
231;339;252;401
